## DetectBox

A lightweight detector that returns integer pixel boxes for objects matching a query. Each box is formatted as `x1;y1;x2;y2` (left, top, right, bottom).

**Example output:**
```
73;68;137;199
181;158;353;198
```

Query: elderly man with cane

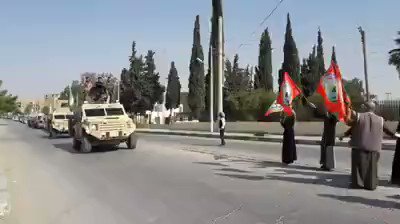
341;102;397;190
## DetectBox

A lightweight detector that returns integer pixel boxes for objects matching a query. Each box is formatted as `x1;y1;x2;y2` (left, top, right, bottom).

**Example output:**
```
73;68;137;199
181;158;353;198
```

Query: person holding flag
306;60;350;171
274;72;302;165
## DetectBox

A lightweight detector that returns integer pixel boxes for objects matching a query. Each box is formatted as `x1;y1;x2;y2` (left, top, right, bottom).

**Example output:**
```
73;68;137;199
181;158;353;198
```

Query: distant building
43;93;68;112
145;92;189;124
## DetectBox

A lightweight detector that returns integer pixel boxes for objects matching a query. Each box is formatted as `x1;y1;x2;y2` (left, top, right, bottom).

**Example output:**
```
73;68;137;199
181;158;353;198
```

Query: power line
237;0;285;51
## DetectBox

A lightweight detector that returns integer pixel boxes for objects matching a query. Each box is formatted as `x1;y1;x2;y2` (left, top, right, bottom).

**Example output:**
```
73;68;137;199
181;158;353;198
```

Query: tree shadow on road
215;173;265;181
266;168;351;189
319;194;400;209
215;168;251;173
193;161;229;167
387;194;400;200
253;160;320;171
266;169;393;189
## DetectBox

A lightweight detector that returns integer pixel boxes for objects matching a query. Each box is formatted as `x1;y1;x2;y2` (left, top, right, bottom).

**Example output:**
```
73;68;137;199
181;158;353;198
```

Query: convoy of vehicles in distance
47;107;74;138
68;102;137;153
28;113;45;129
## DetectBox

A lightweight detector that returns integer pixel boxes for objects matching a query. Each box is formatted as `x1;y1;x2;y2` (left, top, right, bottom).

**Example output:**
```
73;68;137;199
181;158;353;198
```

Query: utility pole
208;16;214;133
358;26;370;101
209;46;214;132
117;80;120;103
217;14;224;115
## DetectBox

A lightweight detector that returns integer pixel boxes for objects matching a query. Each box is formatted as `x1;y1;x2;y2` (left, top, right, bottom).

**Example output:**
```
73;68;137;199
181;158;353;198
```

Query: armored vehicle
29;113;45;129
47;108;74;138
68;102;137;153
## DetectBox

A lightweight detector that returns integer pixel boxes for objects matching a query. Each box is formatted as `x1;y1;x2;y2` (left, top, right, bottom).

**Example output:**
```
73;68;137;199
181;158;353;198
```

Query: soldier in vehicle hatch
87;77;109;103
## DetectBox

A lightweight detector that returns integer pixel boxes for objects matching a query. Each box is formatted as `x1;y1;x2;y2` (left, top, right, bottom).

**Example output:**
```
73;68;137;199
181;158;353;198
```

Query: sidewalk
136;128;397;150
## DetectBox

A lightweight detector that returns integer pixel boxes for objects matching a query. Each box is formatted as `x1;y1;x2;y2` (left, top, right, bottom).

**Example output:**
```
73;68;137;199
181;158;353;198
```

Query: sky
0;0;399;101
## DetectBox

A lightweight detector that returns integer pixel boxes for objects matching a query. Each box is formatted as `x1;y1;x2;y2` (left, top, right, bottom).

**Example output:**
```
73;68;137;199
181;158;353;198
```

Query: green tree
331;46;337;64
188;15;205;119
280;13;300;86
389;31;400;79
224;89;276;121
144;50;165;107
224;58;234;92
225;55;250;93
41;106;50;115
60;80;81;102
316;28;325;78
300;59;311;97
344;78;365;110
166;61;181;111
24;102;33;114
255;28;273;91
300;45;319;97
0;80;18;113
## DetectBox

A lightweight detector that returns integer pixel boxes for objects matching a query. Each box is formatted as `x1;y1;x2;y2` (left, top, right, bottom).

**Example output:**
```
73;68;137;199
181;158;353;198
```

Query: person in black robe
302;98;337;171
280;112;297;165
318;113;338;171
391;120;400;185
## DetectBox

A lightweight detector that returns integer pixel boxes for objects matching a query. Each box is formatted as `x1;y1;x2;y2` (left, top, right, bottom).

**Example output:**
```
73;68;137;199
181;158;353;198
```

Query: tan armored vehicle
47;108;73;138
68;102;137;153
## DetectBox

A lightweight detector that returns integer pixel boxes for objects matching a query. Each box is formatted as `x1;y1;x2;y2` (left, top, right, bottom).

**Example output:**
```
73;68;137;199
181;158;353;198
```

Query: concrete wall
149;121;399;136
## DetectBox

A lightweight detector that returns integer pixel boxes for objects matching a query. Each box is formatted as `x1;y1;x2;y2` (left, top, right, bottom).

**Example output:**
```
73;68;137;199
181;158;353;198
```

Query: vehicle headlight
90;124;98;131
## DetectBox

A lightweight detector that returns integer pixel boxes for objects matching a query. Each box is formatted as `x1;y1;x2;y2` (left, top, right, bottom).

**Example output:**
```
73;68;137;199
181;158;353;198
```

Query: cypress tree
224;58;234;92
300;46;319;96
256;28;273;91
188;15;205;119
308;45;319;91
280;13;300;86
317;28;325;77
144;50;164;106
166;61;181;111
331;46;337;64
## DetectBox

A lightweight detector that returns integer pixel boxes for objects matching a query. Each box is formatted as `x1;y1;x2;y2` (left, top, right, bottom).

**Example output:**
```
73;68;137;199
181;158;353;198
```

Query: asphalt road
0;119;399;224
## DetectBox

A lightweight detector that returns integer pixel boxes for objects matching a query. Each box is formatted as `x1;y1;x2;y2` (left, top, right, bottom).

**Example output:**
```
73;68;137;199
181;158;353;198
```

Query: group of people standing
278;97;400;190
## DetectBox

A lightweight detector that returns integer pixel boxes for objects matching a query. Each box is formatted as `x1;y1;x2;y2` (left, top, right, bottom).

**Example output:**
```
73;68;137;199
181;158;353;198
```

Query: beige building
18;99;45;114
44;93;68;112
18;93;64;114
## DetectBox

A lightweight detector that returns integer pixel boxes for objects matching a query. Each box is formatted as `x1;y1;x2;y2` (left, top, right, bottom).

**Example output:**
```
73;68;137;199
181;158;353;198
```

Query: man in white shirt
218;112;226;146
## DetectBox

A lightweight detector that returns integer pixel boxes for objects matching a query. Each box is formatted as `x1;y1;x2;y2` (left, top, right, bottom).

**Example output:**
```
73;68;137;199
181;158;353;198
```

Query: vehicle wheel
72;137;81;150
49;128;57;139
126;133;137;150
80;136;92;153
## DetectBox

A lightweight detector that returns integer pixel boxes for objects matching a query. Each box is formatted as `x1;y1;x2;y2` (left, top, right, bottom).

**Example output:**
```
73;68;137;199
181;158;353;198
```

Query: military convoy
47;107;74;138
68;102;137;153
17;77;137;153
67;77;137;153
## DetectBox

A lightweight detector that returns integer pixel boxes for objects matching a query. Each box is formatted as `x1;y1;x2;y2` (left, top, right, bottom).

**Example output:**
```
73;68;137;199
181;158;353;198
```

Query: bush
224;90;276;121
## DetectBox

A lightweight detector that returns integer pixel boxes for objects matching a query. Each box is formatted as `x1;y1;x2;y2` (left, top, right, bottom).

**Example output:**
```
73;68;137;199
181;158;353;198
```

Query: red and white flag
316;61;350;122
265;72;302;116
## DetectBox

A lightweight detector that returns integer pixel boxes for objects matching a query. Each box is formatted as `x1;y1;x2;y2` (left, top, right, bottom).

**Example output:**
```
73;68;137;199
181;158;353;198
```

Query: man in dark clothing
218;112;226;146
320;114;338;171
390;117;400;185
303;98;337;171
88;77;108;103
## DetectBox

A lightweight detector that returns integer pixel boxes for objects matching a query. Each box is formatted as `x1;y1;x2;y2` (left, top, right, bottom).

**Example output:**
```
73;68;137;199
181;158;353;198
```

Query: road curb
136;130;396;150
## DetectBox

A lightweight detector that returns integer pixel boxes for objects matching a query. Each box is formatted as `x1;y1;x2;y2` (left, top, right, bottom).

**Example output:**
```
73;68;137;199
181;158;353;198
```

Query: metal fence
376;100;400;121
